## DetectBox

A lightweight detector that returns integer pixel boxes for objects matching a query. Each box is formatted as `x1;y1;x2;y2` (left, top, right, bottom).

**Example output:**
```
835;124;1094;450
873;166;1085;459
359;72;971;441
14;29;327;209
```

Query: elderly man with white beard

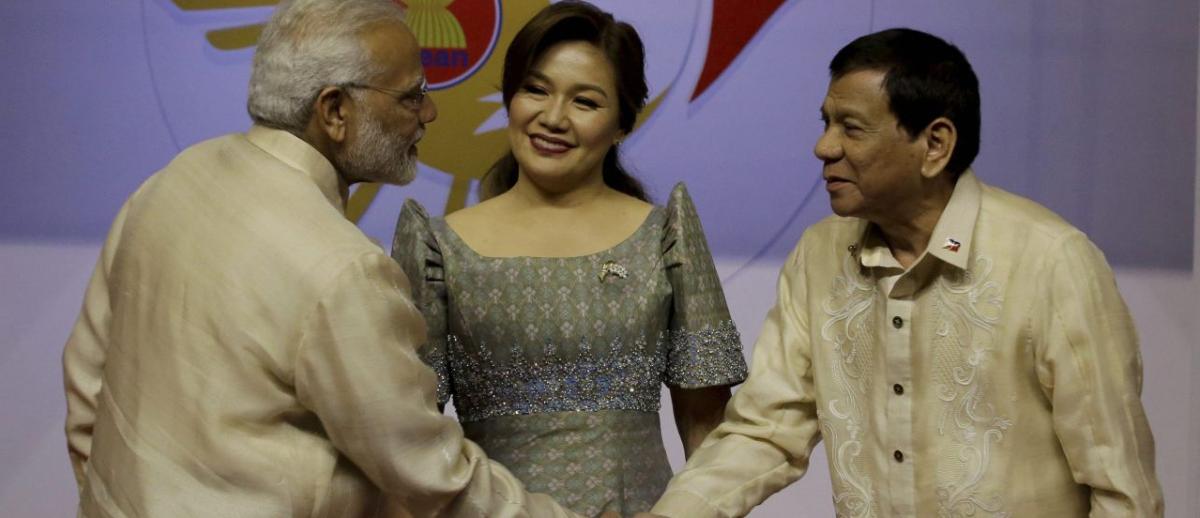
61;1;592;517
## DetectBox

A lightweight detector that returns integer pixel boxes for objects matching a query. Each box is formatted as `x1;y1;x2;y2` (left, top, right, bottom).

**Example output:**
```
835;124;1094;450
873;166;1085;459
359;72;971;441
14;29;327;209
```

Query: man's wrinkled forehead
821;70;890;118
361;20;423;78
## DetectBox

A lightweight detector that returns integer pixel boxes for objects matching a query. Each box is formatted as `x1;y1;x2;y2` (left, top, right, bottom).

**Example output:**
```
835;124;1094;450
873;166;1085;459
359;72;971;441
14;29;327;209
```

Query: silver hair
247;0;407;133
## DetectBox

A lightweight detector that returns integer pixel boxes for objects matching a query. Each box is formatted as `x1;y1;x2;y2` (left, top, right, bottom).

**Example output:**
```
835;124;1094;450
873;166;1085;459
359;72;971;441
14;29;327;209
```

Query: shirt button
894;450;904;462
892;316;904;329
893;384;904;395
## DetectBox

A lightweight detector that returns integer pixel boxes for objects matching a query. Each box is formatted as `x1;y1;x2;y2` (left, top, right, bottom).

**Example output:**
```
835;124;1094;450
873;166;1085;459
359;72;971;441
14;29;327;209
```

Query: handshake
596;513;665;518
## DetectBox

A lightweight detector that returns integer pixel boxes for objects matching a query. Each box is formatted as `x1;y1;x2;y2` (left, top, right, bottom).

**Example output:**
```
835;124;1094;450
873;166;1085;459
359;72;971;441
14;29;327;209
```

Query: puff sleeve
661;183;747;388
391;199;452;405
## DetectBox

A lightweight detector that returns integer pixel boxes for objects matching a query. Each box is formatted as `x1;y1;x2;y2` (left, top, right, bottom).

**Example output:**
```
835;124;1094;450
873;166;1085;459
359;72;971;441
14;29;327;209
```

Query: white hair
247;0;407;133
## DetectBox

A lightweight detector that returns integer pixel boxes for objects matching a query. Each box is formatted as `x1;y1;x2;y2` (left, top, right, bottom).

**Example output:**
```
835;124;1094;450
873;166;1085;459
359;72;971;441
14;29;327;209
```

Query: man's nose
813;129;841;162
420;95;438;124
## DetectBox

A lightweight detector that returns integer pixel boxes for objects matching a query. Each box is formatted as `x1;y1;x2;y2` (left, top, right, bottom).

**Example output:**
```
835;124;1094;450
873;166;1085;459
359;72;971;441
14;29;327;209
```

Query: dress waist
445;335;665;422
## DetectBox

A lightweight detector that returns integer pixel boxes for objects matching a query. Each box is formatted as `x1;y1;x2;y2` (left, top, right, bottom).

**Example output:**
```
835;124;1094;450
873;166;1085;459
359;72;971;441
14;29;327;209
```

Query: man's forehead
365;23;425;85
363;21;418;61
823;71;889;115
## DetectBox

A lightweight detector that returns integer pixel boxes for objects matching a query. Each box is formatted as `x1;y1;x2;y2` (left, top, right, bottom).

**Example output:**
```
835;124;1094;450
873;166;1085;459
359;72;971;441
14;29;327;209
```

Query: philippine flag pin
942;238;962;252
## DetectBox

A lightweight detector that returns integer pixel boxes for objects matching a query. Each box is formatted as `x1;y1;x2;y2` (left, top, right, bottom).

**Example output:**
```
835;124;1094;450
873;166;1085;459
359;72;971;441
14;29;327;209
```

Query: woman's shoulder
663;182;698;212
609;188;657;222
656;181;706;227
395;198;432;233
392;199;446;264
397;198;455;237
658;181;718;254
442;195;503;235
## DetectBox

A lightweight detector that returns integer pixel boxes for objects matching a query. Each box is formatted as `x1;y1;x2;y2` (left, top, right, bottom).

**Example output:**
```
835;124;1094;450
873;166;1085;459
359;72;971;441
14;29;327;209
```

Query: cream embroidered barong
652;171;1163;517
63;126;580;518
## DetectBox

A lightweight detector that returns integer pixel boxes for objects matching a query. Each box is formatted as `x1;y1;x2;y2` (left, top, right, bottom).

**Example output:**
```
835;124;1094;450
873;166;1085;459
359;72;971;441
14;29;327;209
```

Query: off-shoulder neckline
433;205;664;260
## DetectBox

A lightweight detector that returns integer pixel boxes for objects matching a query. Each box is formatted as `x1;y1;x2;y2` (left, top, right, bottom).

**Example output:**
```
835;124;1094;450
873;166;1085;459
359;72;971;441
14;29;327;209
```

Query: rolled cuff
651;489;725;518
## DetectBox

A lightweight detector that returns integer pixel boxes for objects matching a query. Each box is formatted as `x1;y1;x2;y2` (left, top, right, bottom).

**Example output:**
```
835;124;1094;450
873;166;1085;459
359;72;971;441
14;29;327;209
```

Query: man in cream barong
641;28;1163;517
61;1;585;516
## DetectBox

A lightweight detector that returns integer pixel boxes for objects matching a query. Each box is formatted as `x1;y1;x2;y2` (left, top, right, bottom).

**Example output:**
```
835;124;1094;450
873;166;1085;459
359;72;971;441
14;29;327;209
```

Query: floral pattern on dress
391;183;746;517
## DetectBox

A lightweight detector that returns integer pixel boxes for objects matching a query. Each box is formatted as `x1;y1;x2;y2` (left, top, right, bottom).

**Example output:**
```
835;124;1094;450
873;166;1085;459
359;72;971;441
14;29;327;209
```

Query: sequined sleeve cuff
664;320;747;389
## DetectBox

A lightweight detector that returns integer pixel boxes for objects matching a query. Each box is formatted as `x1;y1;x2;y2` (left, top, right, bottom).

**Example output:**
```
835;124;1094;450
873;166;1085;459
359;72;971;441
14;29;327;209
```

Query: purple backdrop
2;1;1198;516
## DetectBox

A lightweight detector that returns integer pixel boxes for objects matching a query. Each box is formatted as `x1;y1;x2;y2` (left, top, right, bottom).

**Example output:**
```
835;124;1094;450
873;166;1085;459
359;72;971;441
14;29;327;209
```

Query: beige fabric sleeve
1034;233;1164;517
293;251;581;518
653;240;821;518
63;199;133;489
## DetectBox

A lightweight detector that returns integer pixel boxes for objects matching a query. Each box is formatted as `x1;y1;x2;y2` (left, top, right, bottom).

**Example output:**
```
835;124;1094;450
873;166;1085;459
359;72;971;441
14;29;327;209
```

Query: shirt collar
245;125;346;214
855;169;982;271
857;223;901;269
926;169;980;269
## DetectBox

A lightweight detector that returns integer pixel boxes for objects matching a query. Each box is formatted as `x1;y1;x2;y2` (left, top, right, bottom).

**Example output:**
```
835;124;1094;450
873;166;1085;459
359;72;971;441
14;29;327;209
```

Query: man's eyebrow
400;77;427;95
822;104;873;121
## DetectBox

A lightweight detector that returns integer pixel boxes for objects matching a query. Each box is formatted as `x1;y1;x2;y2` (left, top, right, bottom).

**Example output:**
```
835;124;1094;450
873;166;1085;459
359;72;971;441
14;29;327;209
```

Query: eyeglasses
340;79;428;112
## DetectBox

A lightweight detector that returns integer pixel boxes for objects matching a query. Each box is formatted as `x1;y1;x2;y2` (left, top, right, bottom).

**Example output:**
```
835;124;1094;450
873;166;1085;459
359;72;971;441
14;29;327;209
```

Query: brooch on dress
598;260;628;282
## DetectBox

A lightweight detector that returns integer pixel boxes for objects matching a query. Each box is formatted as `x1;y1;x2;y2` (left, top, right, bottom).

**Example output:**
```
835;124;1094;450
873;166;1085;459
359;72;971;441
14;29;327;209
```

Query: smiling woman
504;40;626;196
478;0;650;201
389;2;748;516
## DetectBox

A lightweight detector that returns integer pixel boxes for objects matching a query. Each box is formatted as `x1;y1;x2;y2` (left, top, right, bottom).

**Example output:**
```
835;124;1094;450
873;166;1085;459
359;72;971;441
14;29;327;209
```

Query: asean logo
393;0;550;215
143;0;791;233
398;0;501;90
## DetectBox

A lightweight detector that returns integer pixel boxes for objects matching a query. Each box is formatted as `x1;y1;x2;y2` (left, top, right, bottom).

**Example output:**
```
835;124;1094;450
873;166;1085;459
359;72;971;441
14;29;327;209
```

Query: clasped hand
594;512;666;518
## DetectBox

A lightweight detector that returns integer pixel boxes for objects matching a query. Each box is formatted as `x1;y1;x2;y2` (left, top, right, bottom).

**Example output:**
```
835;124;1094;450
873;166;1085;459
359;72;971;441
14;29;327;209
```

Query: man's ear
920;117;957;179
313;86;351;144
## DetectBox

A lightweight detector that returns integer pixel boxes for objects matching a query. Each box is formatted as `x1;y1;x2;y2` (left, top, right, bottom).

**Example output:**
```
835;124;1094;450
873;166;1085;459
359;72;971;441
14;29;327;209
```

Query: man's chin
383;150;419;185
379;165;418;186
828;201;861;219
352;159;418;186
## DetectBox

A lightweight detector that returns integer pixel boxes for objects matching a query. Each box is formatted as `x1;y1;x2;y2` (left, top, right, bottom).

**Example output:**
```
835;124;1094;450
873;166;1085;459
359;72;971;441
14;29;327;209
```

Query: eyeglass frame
338;79;429;112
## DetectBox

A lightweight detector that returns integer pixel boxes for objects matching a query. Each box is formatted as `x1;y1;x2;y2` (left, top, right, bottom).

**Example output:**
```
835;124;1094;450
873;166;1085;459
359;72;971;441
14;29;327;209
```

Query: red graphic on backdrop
691;0;787;101
397;0;501;90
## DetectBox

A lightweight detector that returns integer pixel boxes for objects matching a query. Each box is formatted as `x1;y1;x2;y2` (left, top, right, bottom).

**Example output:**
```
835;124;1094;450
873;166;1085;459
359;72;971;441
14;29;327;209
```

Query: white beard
339;108;421;186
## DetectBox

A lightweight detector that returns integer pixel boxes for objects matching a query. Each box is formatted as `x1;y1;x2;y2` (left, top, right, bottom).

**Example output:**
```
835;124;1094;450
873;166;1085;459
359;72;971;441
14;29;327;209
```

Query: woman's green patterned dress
391;183;747;517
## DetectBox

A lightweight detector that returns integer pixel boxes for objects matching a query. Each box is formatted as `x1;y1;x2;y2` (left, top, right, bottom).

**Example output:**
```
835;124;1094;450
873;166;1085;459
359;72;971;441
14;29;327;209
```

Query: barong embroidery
821;249;881;518
932;255;1012;518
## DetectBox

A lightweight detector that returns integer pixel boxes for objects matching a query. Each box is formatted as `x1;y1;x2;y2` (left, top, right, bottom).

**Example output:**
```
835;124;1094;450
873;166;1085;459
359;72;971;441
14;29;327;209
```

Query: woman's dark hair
830;28;981;178
478;0;649;201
